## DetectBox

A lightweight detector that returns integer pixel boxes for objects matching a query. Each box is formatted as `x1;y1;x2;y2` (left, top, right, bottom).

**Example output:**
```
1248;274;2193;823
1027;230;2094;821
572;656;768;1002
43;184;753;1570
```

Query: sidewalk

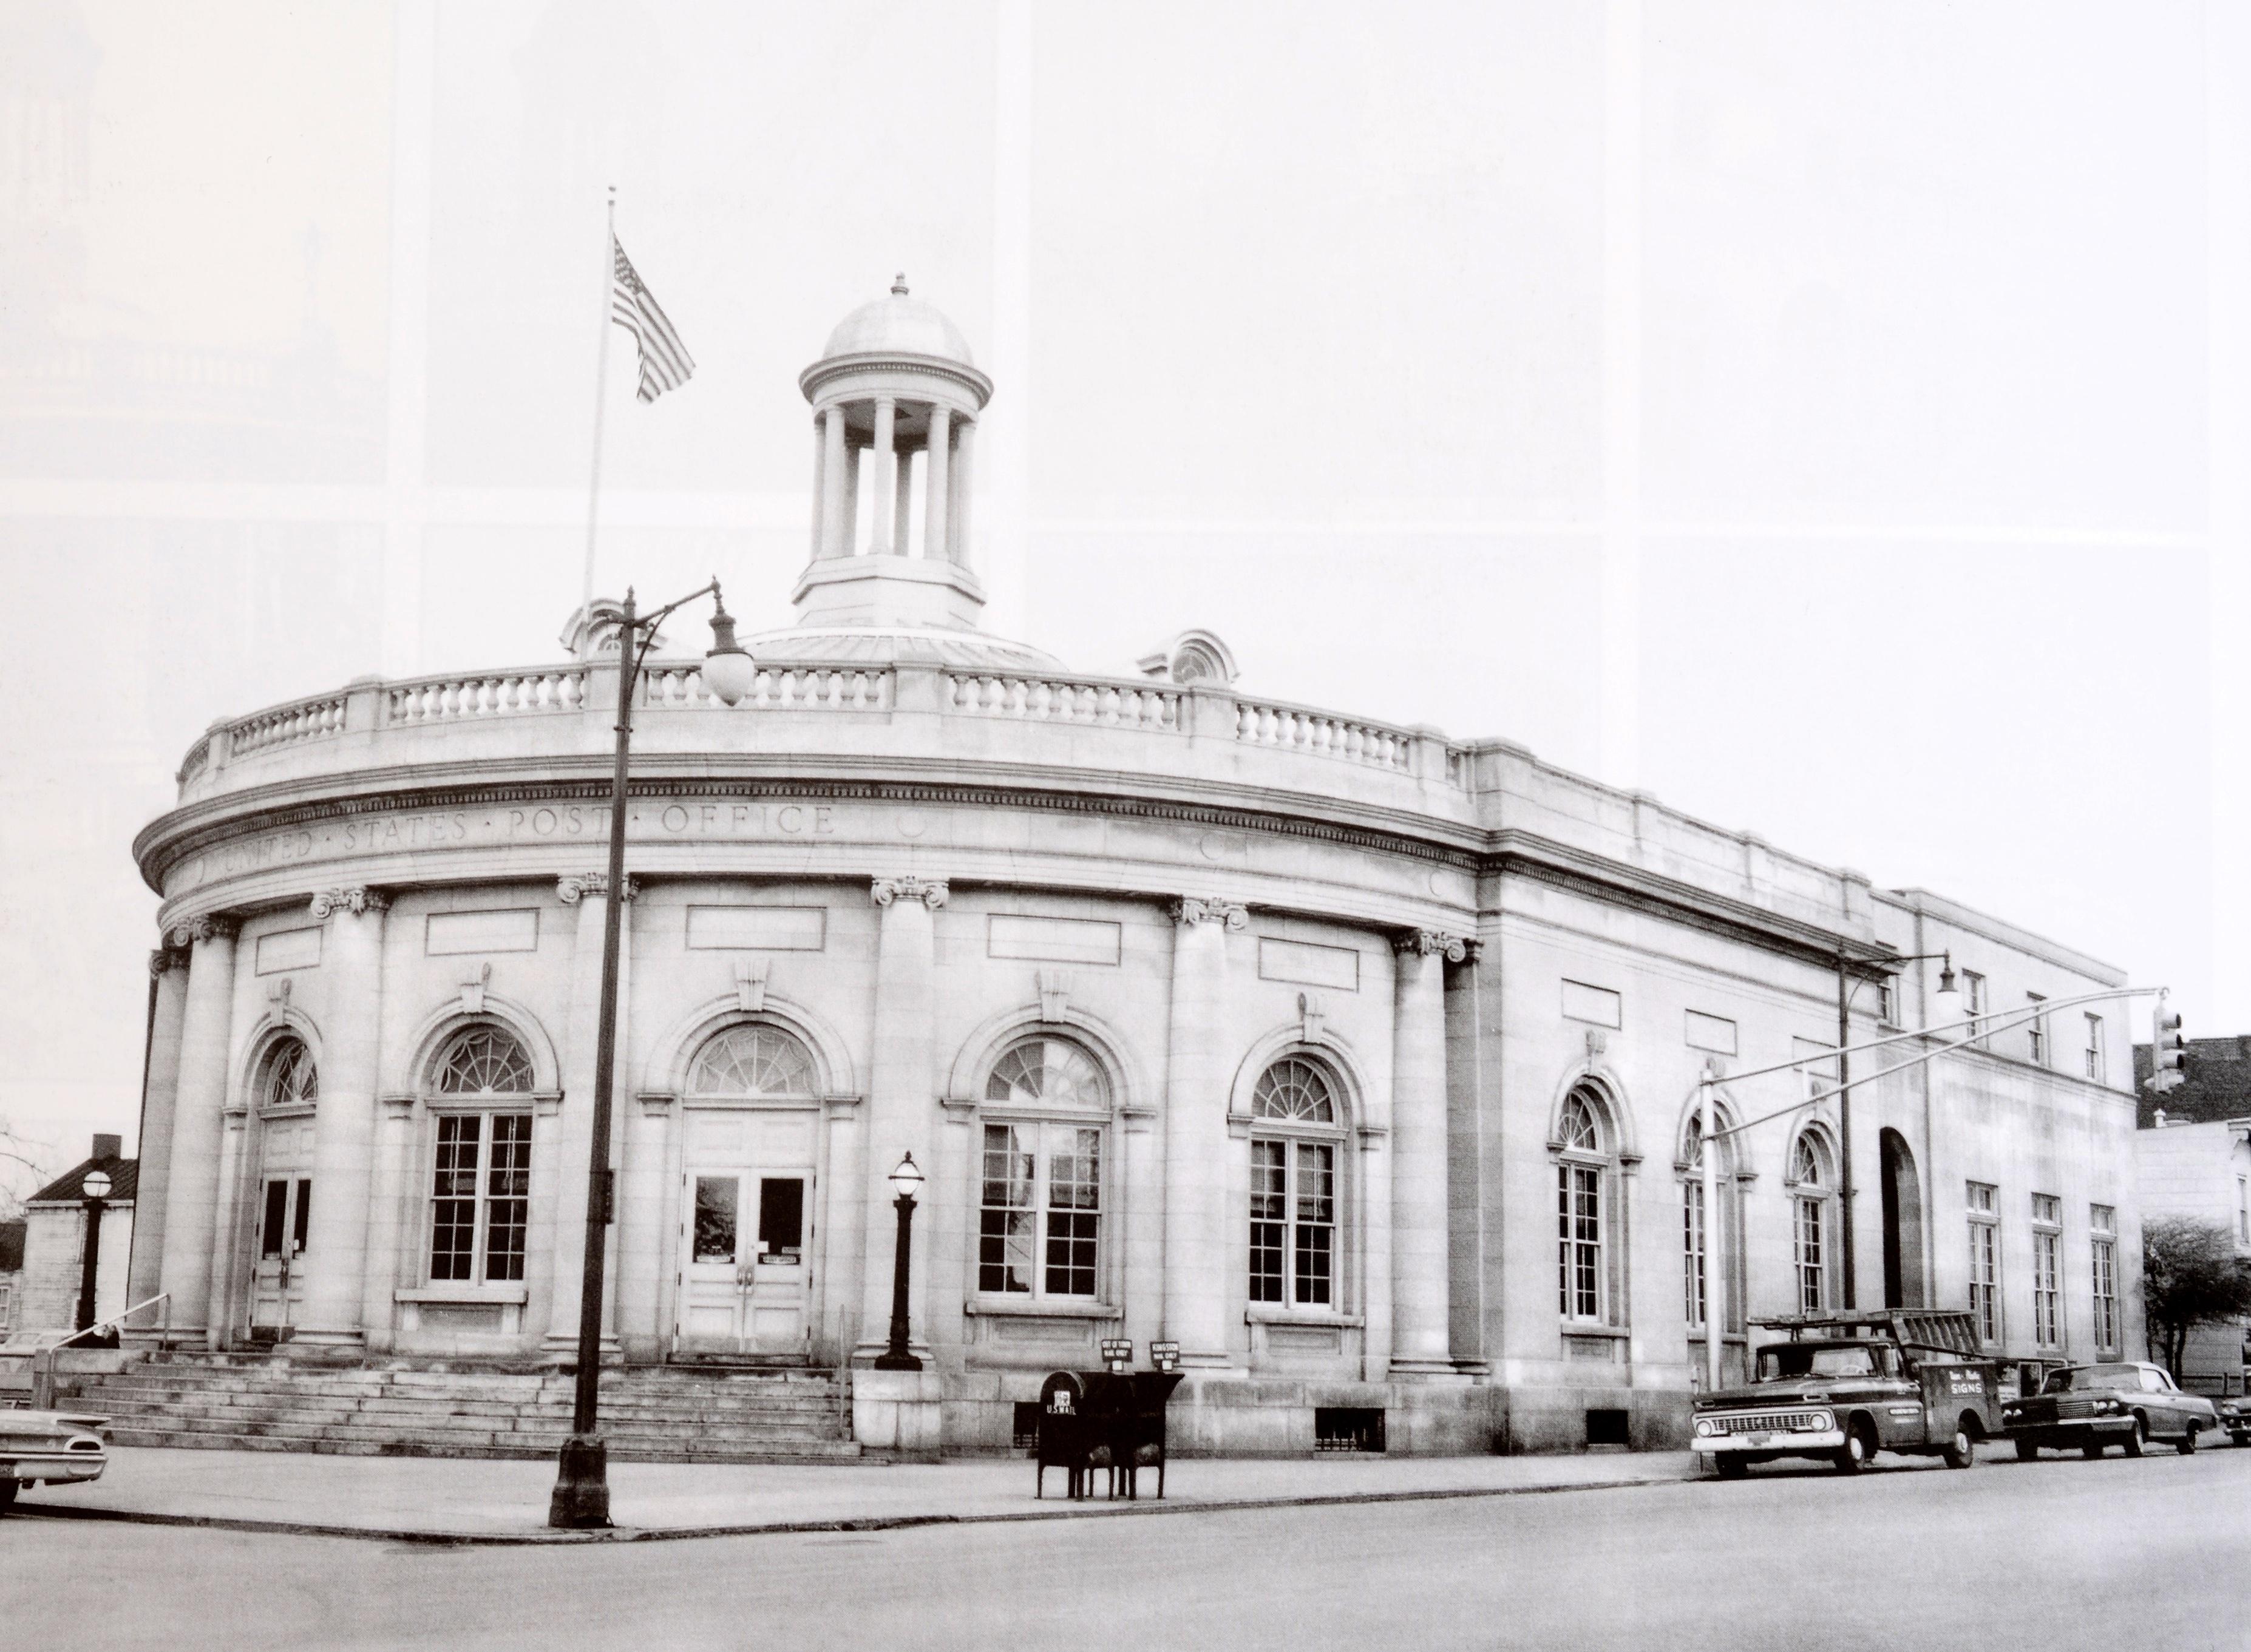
13;1446;1700;1545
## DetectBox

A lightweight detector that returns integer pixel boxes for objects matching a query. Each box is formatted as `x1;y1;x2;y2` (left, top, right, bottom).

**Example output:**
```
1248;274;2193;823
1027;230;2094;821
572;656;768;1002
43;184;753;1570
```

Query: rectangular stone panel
1684;1010;1738;1055
1561;980;1622;1028
254;926;323;975
1257;937;1360;992
686;904;827;952
991;1316;1095;1345
424;909;540;956
986;913;1122;966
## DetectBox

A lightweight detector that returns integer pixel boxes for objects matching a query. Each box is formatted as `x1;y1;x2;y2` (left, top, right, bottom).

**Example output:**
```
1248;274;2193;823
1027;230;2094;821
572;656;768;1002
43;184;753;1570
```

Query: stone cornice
135;774;1897;977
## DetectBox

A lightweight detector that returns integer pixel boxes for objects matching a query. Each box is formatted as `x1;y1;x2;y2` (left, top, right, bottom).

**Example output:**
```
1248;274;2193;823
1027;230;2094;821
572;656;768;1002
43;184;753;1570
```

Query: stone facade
123;286;2146;1453
13;1138;135;1339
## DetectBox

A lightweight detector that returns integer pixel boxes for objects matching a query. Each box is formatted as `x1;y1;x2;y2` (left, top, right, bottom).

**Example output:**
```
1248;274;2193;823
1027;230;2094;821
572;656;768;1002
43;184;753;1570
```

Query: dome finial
891;272;909;296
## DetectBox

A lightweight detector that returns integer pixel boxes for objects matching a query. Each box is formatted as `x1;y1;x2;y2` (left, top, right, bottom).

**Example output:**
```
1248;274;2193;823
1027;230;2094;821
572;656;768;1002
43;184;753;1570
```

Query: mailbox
1033;1368;1185;1501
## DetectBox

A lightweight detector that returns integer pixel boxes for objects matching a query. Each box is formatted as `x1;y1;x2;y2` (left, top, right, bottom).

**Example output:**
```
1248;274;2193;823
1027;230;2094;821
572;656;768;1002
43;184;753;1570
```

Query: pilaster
1390;929;1464;1378
124;946;192;1341
542;872;634;1356
856;875;946;1363
297;887;390;1346
158;915;239;1347
1162;896;1249;1369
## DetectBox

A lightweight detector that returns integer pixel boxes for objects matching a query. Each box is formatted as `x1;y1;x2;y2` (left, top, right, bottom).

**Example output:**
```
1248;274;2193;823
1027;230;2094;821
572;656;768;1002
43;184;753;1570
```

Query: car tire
1943;1421;1977;1470
2123;1417;2148;1458
2014;1438;2039;1462
1715;1457;1749;1480
2178;1423;2199;1457
0;1480;15;1515
2081;1441;2105;1459
1834;1424;1872;1475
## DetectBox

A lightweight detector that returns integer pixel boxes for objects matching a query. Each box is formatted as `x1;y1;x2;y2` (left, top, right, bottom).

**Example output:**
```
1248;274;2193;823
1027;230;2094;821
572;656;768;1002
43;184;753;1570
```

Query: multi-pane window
2083;1014;2105;1080
1682;1178;1707;1328
1556;1089;1609;1323
2090;1205;2119;1351
1961;972;1987;1042
1249;1057;1345;1308
2031;1194;2062;1349
1791;1134;1835;1315
1878;976;1901;1027
977;1122;1102;1298
427;1024;535;1285
428;1112;532;1283
1680;1117;1737;1335
1967;1181;2000;1344
2238;1178;2248;1245
2026;995;2048;1066
978;1038;1109;1301
1250;1140;1337;1305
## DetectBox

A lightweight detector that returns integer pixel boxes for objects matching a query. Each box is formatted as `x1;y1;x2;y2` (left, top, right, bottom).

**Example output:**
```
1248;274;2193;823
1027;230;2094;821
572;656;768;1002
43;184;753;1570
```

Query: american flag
611;235;694;402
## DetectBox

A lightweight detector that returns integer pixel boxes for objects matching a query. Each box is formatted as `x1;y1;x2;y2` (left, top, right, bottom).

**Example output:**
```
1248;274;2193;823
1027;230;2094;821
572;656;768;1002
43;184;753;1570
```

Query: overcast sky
1;0;2243;1191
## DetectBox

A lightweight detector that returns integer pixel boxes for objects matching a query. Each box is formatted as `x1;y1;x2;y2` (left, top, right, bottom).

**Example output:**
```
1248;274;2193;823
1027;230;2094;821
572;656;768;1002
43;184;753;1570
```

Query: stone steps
62;1355;861;1463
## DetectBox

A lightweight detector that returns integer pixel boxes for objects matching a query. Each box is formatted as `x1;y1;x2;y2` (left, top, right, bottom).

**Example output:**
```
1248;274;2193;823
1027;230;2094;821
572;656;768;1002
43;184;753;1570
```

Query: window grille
689;1024;816;1095
263;1038;318;1111
434;1026;534;1095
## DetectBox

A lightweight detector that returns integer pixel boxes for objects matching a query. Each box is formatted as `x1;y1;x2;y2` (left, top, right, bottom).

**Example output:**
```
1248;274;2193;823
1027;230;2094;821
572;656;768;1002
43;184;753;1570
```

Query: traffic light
2148;994;2187;1093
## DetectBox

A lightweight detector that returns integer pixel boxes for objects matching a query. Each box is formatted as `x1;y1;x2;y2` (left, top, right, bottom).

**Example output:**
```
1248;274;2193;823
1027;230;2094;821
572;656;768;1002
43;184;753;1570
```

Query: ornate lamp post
75;1169;112;1335
874;1153;925;1372
549;579;757;1531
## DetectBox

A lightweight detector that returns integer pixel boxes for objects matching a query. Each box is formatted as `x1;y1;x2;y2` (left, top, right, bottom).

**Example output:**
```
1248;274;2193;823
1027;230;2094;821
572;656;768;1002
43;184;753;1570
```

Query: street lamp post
874;1153;925;1372
548;580;758;1532
75;1169;112;1335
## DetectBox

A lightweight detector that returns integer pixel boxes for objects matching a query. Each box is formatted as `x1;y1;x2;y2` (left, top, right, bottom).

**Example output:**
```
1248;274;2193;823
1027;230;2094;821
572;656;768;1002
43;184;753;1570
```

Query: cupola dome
820;274;977;367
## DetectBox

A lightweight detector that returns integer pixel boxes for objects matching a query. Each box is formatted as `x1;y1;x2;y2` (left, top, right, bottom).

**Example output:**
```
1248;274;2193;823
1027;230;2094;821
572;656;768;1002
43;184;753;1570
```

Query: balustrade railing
945;671;1184;731
384;667;588;725
228;694;349;756
1231;696;1417;774
177;734;213;789
642;662;892;710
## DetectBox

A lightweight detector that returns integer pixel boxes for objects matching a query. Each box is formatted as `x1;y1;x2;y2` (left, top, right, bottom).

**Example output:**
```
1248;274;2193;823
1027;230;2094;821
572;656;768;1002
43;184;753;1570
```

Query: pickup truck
1691;1309;2006;1478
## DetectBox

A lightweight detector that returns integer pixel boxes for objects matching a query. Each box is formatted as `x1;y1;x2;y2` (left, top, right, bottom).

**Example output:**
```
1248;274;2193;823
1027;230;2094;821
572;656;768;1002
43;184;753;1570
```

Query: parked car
0;1407;109;1511
2217;1395;2249;1447
2000;1363;2218;1459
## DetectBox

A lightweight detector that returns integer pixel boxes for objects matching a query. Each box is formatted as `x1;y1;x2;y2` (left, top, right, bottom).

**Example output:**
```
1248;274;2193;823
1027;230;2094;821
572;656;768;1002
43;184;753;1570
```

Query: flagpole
581;186;616;620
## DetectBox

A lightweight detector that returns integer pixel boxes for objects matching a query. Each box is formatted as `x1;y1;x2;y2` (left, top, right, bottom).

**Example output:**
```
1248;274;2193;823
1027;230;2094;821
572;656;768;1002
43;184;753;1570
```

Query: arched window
1555;1084;1615;1325
426;1024;534;1287
433;1025;534;1095
261;1037;317;1111
977;1037;1109;1302
688;1024;817;1097
1789;1129;1838;1313
1248;1055;1347;1310
1680;1112;1744;1337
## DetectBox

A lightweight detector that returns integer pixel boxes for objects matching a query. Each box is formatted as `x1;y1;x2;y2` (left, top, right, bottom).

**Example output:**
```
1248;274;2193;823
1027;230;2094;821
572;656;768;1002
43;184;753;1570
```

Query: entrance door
676;1173;811;1355
248;1176;311;1334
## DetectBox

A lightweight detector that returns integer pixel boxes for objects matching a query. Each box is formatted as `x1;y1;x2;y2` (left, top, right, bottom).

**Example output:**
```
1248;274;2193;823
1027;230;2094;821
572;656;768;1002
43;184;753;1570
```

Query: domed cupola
795;275;995;632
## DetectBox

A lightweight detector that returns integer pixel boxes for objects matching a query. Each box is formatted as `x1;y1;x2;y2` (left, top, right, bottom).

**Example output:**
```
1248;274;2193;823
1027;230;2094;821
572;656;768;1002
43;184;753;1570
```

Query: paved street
7;1446;2249;1650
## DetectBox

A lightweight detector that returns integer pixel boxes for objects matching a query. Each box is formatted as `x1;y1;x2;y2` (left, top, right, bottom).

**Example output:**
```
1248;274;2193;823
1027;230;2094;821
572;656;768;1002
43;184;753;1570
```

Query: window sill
1560;1322;1629;1339
962;1298;1116;1319
1247;1307;1363;1329
396;1285;529;1305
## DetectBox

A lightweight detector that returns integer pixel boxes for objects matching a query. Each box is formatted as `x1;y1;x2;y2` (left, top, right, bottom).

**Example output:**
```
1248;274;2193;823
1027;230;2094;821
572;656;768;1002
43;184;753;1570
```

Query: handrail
25;1292;171;1409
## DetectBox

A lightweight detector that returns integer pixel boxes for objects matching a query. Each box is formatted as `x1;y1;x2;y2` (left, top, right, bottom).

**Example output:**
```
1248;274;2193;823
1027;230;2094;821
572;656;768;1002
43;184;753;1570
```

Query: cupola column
892;435;915;558
950;418;975;567
871;397;897;555
820;406;850;558
924;407;952;563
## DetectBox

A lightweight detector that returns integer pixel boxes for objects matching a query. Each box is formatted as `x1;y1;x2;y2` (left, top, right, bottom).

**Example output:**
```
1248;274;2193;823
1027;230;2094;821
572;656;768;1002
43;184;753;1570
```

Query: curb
9;1471;1694;1548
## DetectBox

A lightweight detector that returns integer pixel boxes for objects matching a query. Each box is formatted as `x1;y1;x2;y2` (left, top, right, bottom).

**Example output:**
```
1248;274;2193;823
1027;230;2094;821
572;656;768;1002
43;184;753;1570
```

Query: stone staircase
58;1352;863;1463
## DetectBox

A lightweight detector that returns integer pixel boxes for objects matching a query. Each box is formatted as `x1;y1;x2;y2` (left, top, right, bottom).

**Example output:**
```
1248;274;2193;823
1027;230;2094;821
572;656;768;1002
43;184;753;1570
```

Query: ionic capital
1169;896;1250;932
1394;929;1468;963
872;876;949;910
310;886;390;920
169;913;239;948
558;872;639;904
148;946;188;978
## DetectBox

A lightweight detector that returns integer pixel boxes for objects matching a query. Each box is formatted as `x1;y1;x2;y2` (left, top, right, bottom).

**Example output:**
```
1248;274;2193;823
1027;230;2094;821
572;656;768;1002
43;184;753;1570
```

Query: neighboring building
121;284;2145;1454
0;1220;25;1339
2133;1036;2251;1393
16;1135;135;1336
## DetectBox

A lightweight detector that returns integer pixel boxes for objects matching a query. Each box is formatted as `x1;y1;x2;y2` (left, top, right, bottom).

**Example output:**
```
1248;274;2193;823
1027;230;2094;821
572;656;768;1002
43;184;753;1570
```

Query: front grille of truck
1709;1410;1827;1434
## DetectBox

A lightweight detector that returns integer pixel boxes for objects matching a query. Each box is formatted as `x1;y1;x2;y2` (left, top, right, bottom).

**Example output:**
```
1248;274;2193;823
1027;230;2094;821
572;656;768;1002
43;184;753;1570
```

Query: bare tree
0;1117;55;1222
2143;1215;2251;1379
